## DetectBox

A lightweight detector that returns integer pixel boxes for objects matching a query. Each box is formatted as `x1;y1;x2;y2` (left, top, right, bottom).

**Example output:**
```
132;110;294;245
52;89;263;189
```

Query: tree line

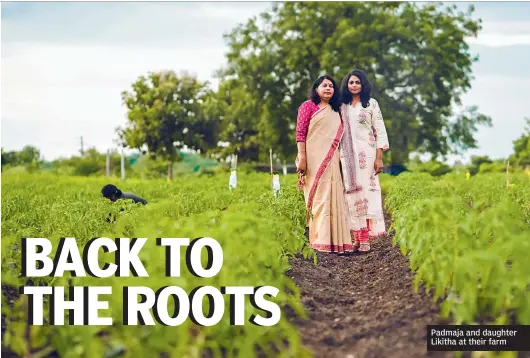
2;116;529;178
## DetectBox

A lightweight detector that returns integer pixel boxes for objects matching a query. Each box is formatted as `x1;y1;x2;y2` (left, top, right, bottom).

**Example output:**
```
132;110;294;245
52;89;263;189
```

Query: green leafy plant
1;172;312;357
385;172;530;327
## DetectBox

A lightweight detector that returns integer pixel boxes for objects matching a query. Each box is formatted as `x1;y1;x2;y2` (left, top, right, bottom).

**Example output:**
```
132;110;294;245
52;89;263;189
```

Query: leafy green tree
1;148;18;167
478;161;506;174
467;155;492;175
219;2;491;164
509;117;530;168
17;145;42;165
118;70;219;180
211;78;263;162
1;145;42;170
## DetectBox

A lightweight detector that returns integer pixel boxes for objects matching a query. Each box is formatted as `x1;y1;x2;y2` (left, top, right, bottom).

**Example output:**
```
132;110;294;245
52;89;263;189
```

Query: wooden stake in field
121;148;125;181
269;148;272;189
269;149;273;177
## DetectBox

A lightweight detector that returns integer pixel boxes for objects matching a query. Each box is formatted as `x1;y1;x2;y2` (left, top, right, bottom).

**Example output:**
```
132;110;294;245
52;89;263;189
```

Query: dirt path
286;210;451;358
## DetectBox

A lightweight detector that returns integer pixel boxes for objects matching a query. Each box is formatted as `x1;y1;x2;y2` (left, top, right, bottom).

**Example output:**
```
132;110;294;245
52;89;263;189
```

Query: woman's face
316;79;334;101
348;75;362;95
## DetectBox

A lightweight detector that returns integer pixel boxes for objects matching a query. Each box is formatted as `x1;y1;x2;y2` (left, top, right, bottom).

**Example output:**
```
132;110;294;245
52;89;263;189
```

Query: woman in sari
339;69;390;253
295;75;354;254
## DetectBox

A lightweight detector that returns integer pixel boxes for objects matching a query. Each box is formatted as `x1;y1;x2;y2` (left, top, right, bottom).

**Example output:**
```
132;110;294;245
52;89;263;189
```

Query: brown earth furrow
287;209;452;358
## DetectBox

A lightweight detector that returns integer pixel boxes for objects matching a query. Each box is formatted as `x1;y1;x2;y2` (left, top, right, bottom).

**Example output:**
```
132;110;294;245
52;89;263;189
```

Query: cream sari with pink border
297;105;354;253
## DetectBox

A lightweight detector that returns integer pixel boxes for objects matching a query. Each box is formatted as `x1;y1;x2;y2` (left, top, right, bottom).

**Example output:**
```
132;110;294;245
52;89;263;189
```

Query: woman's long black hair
308;75;341;112
340;69;372;108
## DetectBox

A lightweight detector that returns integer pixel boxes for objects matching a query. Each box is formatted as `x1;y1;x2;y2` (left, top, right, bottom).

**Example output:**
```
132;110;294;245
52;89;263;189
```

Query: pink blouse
295;100;319;142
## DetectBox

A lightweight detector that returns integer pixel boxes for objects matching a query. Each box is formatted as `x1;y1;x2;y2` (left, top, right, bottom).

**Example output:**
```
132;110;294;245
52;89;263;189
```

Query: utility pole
80;136;84;156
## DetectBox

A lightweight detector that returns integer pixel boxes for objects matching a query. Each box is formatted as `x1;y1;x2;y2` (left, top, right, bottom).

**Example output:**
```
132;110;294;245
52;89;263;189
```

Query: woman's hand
374;157;383;175
296;153;307;173
374;148;384;175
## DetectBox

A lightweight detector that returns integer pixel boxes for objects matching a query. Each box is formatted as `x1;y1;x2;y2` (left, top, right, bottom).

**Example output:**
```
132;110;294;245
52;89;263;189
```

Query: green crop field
1;170;529;358
385;172;530;326
1;172;314;358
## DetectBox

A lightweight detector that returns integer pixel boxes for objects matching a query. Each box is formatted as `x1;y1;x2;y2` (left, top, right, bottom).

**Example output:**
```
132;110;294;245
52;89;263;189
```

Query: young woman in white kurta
338;69;390;253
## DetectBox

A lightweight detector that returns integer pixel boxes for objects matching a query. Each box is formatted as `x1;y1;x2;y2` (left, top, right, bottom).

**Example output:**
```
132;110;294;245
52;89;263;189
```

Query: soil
285;209;452;358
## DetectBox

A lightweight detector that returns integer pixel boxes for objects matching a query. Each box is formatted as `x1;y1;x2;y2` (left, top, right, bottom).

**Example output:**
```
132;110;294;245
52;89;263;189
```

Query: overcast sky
2;2;529;163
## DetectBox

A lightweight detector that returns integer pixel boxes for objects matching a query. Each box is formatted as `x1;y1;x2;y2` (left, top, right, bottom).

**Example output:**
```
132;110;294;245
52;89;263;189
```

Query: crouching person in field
101;184;147;205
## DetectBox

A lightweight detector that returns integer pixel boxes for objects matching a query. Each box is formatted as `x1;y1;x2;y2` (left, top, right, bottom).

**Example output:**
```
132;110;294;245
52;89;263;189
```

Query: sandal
358;242;371;253
352;242;360;252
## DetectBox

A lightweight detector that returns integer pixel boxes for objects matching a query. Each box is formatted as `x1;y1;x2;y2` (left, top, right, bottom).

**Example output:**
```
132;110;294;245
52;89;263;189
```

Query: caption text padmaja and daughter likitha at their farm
296;69;390;255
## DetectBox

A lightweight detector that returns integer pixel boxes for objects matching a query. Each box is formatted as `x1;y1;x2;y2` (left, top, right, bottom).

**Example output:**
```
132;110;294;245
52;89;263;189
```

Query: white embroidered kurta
339;98;389;237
